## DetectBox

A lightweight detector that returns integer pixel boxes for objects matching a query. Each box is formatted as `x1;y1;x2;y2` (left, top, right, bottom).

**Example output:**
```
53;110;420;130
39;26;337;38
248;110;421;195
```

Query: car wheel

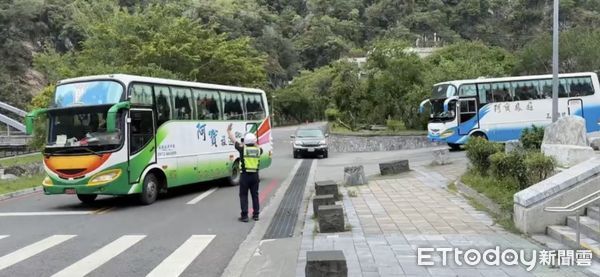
77;194;97;204
323;151;328;158
139;173;158;205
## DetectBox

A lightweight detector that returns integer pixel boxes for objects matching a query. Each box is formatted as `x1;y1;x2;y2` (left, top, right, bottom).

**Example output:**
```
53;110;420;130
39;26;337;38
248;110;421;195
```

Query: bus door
457;98;479;136
128;109;156;183
568;98;584;118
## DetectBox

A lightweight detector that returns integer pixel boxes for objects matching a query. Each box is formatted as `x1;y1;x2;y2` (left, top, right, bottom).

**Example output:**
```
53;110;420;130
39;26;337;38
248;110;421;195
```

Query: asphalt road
0;124;304;277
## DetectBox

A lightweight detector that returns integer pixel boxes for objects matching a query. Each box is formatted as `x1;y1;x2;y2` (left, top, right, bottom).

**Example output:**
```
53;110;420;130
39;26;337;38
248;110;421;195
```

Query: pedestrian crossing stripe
0;235;76;271
51;235;146;277
146;235;215;277
0;234;216;277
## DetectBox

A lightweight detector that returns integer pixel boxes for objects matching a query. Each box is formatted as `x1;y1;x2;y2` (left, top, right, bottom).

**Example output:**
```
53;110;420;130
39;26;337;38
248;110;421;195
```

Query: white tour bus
419;72;600;149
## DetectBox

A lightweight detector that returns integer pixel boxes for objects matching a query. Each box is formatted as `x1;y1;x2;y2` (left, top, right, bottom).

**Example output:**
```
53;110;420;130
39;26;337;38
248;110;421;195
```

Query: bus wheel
471;132;488;140
228;160;241;186
447;143;461;151
77;194;97;204
139;174;158;205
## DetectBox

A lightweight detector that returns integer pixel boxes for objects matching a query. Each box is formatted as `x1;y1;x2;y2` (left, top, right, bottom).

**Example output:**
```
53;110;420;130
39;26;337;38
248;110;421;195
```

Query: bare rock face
542;116;594;167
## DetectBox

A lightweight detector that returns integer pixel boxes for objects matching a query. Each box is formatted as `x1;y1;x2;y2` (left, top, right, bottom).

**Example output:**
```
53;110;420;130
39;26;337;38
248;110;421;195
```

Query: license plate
64;188;76;195
308;148;315;152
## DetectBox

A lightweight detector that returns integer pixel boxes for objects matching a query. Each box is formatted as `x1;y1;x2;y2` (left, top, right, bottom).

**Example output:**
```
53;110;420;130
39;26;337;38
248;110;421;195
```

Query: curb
0;186;43;201
454;180;504;217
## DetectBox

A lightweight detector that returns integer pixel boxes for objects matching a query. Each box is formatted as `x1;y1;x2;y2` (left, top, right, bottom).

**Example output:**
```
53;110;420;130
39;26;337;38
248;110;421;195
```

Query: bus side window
568;77;594;97
244;93;265;120
541;79;567;98
513;81;539;101
193;89;222;120
491;82;512;102
131;84;153;106
477;84;492;104
171;87;192;120
154;85;172;126
222;92;244;120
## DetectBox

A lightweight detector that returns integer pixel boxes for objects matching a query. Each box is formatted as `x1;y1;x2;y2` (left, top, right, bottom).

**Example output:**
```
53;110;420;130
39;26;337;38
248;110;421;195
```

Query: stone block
590;137;600;151
313;194;336;216
431;148;450;166
315;180;340;200
541;144;594;168
318;205;345;233
343;165;367;186
305;250;348;277
379;160;409;175
542;116;588;146
505;140;522;153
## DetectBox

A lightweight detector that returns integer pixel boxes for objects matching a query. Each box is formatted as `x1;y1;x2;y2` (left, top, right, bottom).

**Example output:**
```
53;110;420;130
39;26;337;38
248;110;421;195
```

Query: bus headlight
440;129;455;139
88;169;122;186
42;176;53;187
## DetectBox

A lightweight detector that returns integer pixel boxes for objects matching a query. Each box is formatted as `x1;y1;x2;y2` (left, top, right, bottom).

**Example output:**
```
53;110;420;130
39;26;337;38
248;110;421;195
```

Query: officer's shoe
252;214;259;221
238;216;249;222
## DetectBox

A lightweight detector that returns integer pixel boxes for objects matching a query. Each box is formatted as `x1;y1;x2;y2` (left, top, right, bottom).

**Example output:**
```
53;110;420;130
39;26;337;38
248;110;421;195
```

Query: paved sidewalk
297;162;594;276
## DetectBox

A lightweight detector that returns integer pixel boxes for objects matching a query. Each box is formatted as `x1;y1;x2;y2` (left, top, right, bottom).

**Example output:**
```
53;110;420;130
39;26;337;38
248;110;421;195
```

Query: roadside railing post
576;212;581;246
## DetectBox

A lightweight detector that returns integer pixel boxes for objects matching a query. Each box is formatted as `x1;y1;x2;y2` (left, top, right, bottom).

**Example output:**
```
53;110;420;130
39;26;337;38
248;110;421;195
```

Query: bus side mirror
24;109;47;135
107;101;131;132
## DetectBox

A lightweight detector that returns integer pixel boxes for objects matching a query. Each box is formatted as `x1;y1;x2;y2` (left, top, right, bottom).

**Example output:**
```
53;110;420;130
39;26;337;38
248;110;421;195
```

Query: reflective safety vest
243;146;261;173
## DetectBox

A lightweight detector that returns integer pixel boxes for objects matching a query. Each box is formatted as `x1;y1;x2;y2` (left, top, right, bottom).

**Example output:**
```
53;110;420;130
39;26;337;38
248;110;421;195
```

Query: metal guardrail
544;190;600;246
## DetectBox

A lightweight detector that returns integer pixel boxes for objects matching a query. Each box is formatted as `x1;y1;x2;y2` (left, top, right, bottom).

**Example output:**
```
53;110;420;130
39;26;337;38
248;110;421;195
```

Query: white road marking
51;235;145;277
0;235;76;271
146;235;216;277
186;187;218;205
0;211;95;217
0;235;8;240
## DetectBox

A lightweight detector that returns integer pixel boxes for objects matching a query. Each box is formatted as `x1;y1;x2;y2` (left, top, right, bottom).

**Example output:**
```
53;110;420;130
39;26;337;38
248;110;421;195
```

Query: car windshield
296;129;324;138
44;105;124;154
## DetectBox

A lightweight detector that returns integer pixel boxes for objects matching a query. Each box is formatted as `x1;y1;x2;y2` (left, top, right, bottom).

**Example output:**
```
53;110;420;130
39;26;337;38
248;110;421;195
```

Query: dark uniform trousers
240;172;259;217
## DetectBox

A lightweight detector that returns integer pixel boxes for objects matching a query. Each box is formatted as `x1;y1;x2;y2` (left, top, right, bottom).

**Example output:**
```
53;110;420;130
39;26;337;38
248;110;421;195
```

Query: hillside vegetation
2;0;600;128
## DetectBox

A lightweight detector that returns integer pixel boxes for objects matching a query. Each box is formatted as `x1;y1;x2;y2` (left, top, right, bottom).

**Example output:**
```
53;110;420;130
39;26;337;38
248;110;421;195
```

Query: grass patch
461;170;521;234
329;124;427;137
0;153;42;168
447;182;457;193
347;188;358;198
0;173;44;195
461;170;519;212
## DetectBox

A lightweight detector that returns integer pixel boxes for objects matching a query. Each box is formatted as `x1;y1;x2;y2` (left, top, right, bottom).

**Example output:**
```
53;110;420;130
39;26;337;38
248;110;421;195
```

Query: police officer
227;123;263;222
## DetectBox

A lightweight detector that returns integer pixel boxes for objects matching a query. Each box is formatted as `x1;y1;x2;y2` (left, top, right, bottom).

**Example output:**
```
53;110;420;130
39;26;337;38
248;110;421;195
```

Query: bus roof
56;74;265;94
434;72;598;87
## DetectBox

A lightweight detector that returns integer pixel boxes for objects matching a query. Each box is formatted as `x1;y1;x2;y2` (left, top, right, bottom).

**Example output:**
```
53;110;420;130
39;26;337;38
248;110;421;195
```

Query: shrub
325;108;340;122
489;152;527;187
520;125;545;150
465;137;503;174
525;152;555;185
386;119;404;132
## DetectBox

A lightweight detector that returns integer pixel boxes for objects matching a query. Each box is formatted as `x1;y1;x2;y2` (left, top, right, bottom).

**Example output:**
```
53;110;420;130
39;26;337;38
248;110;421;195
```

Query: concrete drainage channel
263;159;312;239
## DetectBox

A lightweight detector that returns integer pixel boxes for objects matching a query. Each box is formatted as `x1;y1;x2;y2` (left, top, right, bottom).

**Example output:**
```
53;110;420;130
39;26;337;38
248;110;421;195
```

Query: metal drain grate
263;160;312;239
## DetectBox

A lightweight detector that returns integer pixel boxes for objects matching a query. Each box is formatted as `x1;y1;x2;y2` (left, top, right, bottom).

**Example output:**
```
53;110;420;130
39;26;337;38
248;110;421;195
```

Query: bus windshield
430;99;456;122
431;84;457;99
55;81;123;108
45;105;123;154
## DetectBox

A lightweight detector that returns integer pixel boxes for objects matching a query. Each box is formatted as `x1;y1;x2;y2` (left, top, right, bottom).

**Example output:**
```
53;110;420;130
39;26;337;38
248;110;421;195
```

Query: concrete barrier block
305;250;347;277
318;205;345;233
379;160;409;175
315;180;340;200
313;194;336;216
343;165;367;186
431;148;450;166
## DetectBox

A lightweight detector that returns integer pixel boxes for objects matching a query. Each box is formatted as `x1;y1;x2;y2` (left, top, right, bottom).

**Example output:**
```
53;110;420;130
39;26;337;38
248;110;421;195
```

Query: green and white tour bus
26;74;273;205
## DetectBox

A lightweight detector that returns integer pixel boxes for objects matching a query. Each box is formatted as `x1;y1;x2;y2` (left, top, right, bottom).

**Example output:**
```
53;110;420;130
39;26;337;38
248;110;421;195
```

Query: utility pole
552;0;560;122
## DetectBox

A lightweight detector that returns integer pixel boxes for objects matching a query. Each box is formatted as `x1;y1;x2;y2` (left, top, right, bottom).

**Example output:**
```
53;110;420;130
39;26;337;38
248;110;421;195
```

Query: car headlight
42;176;53;187
319;140;327;145
88;169;122;186
294;141;303;147
440;129;455;139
